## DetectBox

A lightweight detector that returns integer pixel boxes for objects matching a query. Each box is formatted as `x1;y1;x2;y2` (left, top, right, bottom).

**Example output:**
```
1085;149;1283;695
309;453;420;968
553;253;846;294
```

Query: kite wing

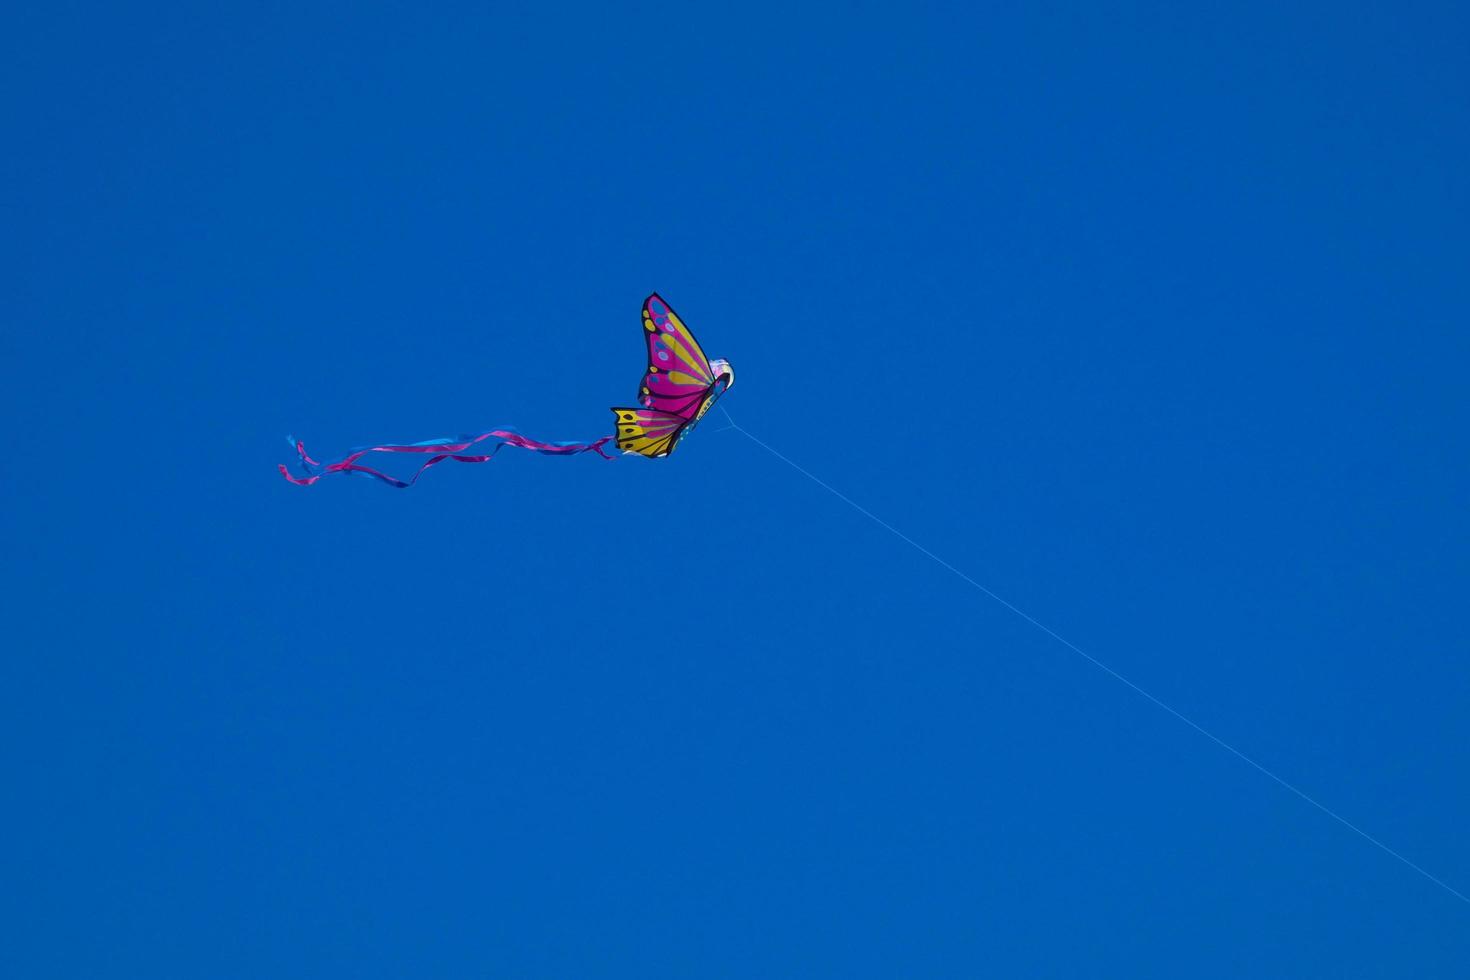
637;293;718;419
611;407;688;458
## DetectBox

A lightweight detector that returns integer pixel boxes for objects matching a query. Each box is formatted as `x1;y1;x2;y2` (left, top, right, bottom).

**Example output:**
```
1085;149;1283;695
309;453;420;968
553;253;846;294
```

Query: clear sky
7;1;1470;975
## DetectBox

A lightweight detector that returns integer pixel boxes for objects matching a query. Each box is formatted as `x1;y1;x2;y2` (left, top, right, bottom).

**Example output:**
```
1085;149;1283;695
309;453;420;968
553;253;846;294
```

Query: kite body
281;293;733;487
611;294;735;458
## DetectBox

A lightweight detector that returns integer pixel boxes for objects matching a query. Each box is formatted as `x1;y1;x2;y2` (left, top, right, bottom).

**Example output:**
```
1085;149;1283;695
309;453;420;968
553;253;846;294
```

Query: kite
280;293;735;488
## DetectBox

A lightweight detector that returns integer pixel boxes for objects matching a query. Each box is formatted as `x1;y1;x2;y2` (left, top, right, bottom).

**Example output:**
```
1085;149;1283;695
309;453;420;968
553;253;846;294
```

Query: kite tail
279;428;615;488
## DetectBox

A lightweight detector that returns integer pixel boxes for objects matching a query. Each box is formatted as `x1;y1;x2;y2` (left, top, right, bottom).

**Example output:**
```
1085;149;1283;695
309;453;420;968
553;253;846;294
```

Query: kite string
716;407;1469;907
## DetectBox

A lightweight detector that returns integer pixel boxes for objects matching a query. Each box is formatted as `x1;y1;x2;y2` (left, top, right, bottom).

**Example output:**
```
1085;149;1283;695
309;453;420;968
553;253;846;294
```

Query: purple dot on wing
658;351;669;361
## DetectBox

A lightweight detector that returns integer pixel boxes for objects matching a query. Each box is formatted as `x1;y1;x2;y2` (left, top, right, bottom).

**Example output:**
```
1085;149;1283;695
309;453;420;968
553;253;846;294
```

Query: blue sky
6;1;1469;975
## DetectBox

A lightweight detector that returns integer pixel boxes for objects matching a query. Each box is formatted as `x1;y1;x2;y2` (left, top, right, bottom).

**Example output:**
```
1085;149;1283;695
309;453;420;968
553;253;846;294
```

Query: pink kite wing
637;293;717;419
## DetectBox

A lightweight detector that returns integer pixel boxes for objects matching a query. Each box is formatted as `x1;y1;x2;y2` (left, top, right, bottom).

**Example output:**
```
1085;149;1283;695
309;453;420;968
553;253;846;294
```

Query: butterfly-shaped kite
280;293;733;488
611;293;736;458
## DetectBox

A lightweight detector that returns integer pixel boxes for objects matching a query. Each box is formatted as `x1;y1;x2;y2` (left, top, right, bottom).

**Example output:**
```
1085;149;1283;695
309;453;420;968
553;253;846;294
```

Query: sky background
6;1;1470;975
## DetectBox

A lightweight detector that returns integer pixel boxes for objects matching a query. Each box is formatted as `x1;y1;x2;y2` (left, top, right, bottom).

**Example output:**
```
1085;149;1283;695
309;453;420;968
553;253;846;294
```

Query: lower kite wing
611;407;688;458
